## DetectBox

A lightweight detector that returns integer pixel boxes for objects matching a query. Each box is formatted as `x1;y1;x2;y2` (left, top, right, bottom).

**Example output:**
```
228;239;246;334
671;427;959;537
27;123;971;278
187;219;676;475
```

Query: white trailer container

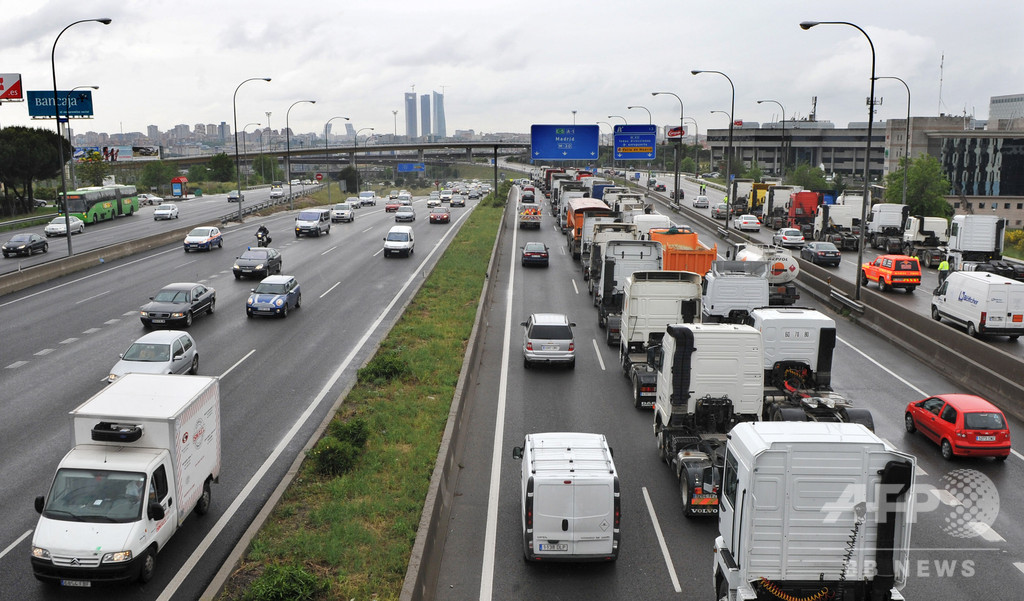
31;374;221;585
714;422;915;601
580;215;619;263
931;271;1024;339
511;432;620;562
947;214;1006;270
594;240;663;345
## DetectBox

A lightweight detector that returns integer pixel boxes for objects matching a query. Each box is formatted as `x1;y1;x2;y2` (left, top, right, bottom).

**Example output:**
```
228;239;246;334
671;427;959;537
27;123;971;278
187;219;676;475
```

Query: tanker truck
729;243;800;305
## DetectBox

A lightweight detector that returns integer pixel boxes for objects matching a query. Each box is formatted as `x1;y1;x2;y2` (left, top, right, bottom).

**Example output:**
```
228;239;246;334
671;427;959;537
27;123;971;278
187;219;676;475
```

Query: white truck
31;374;221;585
517;201;542;229
932;270;1024;339
812;203;861;250
619;271;703;408
867;203;910;251
946;214;1006;270
730;178;755;214
632;213;673;239
714;422;915;601
594;240;663;345
732;243;800;305
586;223;637;285
702;260;770;323
511;432;620;562
901;215;949;267
579;214;619;264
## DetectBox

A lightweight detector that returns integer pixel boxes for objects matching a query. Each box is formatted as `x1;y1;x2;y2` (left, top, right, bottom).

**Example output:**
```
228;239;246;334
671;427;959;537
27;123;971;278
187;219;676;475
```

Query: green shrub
307;436;359;477
328;417;369;449
242;564;327;601
356;349;411;384
1006;229;1024;254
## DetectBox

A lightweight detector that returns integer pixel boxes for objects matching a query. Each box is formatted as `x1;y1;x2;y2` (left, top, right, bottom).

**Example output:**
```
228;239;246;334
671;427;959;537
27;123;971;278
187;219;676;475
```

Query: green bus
60;185;140;223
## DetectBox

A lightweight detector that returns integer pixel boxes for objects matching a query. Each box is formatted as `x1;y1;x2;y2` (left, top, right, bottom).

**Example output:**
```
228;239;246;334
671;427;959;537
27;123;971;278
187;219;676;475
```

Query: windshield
10;234;31;242
49;217;66;225
297;211;322;221
156;205;174;210
359;192;374;198
153;289;188;302
240;250;269;260
189;228;212;237
255;283;288;294
335;204;351;210
44;469;147;523
123;342;171;362
386;232;410;242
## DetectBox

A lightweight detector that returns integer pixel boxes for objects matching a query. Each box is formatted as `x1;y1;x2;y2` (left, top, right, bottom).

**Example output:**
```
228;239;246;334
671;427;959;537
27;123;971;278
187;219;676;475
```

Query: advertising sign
0;73;23;101
76;146;134;162
27;90;95;118
530;125;599;161
667;126;687;139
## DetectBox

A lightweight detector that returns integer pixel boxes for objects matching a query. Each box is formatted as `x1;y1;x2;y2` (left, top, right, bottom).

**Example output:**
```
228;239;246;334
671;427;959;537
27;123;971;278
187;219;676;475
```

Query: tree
787;163;829;190
744;164;764;183
680;157;696;174
0;126;69;217
75;150;110;186
207;152;235;182
251;154;283;183
883;155;952;217
139;161;179;193
187;164;212;182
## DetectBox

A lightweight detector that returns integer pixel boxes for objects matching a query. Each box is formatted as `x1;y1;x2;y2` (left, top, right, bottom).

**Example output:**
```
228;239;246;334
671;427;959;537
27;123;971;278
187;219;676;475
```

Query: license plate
541;345;558;351
539;543;568;552
977;435;996;442
61;580;91;587
152;319;166;324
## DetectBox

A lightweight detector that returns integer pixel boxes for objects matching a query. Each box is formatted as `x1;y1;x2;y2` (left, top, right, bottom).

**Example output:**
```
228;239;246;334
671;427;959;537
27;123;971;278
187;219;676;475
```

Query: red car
905;394;1011;460
385;200;401;212
429;207;451;224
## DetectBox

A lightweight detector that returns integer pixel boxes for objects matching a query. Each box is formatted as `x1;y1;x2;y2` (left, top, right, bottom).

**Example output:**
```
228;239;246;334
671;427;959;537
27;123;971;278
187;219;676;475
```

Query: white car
138;193;163;206
331;202;356;223
107;330;199;383
692;195;709;208
397;191;412;202
269;187;285;199
358;191;377;206
153;203;179;220
44;215;85;237
733;214;761;232
772;228;806;248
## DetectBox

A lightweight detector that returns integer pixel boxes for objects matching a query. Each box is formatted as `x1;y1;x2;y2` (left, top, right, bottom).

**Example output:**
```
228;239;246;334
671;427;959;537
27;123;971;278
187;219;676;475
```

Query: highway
0;192;478;600
432;178;1024;600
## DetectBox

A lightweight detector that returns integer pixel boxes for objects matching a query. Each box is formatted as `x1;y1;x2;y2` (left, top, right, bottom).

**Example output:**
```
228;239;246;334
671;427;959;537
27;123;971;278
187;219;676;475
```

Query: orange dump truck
649;226;717;276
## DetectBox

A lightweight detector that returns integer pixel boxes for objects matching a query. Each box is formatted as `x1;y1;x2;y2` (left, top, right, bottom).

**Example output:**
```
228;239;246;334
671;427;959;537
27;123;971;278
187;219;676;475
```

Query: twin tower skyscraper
404;91;446;140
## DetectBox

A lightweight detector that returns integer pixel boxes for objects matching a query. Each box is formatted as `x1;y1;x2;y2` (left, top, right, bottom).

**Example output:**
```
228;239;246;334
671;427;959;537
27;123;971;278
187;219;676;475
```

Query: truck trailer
595;240;663;345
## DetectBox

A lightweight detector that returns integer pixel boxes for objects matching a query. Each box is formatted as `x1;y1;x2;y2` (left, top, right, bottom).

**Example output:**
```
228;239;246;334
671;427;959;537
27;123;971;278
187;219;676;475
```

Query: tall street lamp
691;70;735;232
286;99;316;208
597;121;614;171
684;116;699;174
627;105;652;124
571;110;577;125
652;91;685;205
52;17;112;257
392;110;398;138
325;115;350;205
252;128;264;183
757;99;787;178
234;77;271;222
242;122;260;191
67;85;99;190
354;127;374;194
877;76;911;206
800;20;876;301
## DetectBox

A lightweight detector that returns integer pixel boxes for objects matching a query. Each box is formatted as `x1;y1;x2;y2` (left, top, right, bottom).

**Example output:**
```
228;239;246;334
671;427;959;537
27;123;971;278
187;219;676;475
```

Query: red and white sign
315;173;323;181
734;120;744;126
667;126;687;139
0;73;24;101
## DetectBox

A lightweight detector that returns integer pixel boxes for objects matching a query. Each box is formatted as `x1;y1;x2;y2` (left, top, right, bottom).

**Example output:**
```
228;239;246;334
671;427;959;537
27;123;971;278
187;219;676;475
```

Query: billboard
0;73;23;101
27;90;95;118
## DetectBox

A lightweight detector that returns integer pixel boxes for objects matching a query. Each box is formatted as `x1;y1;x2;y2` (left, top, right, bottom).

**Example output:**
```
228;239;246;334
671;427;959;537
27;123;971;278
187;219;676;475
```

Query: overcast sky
2;0;1021;140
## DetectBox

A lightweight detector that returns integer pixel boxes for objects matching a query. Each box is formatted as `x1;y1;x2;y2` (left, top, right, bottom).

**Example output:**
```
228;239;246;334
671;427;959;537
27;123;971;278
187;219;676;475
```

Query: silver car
331;202;356;223
395;206;416;222
521;313;576;369
44;215;85;237
107;330;199;383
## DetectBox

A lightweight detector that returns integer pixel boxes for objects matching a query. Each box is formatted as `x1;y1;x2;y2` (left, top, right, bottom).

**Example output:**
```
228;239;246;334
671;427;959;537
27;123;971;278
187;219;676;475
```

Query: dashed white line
83;327;101;334
591;339;607;370
105;319;121;325
320;282;341;299
642;487;682;593
1013;562;1024;575
122;311;137;317
34;348;55;356
966;522;1005;542
6;361;28;369
219;349;256;379
571;279;579;295
320;246;338;256
75;290;110;305
0;530;32;561
932;489;961;506
60;338;78;344
361;226;374;233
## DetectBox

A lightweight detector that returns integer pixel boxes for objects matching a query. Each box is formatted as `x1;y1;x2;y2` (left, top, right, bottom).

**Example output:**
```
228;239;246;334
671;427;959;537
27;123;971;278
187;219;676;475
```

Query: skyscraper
404;92;417;139
432;91;446;139
420;94;431;142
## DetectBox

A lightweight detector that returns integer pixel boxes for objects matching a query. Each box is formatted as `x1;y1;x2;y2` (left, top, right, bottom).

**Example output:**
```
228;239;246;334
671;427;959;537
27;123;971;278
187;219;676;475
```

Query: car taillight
981;312;987;328
526;342;534;351
568;342;574;351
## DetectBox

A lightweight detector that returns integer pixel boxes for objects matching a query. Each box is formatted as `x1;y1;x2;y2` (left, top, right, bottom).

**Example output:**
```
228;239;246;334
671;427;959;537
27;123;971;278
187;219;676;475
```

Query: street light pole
354;127;374;195
52;18;111;257
691;70;735;232
324;116;350;205
571;110;577;125
652;91;685;204
253;128;264;183
392;110;398;138
800;20;876;301
242;122;260;192
757;99;786;178
877;76;911;206
627;105;652;124
234;77;271;222
67;85;99;190
286;99;316;209
684;116;699;174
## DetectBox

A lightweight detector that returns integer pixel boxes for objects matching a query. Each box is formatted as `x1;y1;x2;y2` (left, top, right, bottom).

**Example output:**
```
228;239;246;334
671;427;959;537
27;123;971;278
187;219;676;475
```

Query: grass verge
216;184;509;601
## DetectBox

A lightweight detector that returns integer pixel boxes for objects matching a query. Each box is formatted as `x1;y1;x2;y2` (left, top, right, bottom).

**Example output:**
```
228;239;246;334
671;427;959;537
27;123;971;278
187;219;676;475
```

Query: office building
404;92;417;139
988;93;1024;130
421;94;431;142
432;91;446;139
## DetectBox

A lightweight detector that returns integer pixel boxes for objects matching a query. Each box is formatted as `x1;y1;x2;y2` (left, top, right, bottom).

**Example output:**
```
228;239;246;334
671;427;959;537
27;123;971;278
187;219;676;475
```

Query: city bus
60;185;140;223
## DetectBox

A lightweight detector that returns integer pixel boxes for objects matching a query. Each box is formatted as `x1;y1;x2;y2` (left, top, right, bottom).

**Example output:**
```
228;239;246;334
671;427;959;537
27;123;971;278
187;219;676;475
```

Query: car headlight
107;374;118;382
233;263;240;270
274;298;284;307
17;244;26;250
171;311;185;318
247;296;255;306
255;263;264;270
102;550;132;563
139;311;149;317
31;547;51;560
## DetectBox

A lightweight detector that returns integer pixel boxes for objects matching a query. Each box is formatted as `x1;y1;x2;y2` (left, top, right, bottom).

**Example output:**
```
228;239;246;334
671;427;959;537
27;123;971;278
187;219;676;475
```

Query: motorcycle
256;231;271;247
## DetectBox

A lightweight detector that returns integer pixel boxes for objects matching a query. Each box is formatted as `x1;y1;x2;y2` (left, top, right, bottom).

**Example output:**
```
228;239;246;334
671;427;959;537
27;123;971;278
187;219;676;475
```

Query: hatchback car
247;275;301;318
905;394;1011;460
691;195;709;208
3;233;48;257
429;206;451;224
269;187;286;199
107;330;199;383
385;199;401;212
521;242;550;267
711;203;730;220
331;202;356;223
44;215;85;237
654;183;667;192
153;203;179;220
183;226;223;251
521;313;576;369
426;196;442;208
395;206;416;222
233;247;283;279
140;282;216;328
733;214;761;232
772;228;805;248
450;195;466;207
800;241;841;266
227;190;243;202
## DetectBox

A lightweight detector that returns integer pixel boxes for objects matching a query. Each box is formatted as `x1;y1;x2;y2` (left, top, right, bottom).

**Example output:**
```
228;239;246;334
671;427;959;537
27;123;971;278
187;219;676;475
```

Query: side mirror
569;322;577;327
149;296;155;301
35;495;45;514
520;321;528;327
512;446;524;460
147;502;165;521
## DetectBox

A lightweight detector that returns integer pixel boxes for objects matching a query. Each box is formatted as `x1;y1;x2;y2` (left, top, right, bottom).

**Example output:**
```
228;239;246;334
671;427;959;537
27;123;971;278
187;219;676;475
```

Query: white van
931;271;1024;339
511;432;620;562
383;225;415;258
294;208;331;237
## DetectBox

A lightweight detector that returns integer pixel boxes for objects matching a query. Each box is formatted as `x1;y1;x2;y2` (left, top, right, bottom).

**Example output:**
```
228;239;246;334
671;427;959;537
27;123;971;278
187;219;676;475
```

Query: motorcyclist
256;224;271;246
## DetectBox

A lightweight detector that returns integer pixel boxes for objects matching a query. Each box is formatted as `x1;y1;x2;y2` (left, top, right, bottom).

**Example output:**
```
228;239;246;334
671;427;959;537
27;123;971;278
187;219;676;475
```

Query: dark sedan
521;242;550;267
3;233;48;257
233;247;283;279
800;241;842;267
139;282;217;328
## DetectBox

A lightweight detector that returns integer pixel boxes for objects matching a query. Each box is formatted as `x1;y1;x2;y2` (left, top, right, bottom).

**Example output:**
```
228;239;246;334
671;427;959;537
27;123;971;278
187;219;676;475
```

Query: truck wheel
656;429;668;463
931;306;942;321
137;547;156;583
633;380;644;408
621;354;631;378
904;413;916;433
195;479;212;515
906;286;915;293
680;475;693;517
967;322;978;337
860;271;868;286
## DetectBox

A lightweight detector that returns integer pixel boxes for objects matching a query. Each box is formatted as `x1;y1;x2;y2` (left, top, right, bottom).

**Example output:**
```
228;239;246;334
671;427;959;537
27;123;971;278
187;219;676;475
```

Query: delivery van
931;271;1024;339
31;374;221;585
511;432;620;562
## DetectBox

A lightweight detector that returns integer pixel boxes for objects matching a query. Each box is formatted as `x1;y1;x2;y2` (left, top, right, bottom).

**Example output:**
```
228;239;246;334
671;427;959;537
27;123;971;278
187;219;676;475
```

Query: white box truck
31;374;221;585
946;214;1006;270
714;422;915;601
511;432;620;562
931;270;1024;339
594;239;663;344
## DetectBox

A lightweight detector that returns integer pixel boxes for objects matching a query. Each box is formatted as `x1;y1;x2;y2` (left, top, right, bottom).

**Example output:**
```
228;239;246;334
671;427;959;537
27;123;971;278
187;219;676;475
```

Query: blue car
246;275;301;318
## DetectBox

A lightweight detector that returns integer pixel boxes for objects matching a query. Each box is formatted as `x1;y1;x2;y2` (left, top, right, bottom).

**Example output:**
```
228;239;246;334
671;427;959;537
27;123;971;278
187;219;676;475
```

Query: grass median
217;183;509;601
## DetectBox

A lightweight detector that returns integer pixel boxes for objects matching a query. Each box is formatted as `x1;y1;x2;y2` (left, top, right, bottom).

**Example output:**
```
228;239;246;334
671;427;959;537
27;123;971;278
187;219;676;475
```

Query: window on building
1005;203;1011;209
1017;203;1023;210
954;202;961;209
979;202;986;209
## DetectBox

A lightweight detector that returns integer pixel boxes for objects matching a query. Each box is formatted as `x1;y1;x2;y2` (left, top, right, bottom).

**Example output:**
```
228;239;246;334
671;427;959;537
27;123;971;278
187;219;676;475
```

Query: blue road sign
397;162;425;172
613;124;657;160
27;90;95;118
530;125;599;161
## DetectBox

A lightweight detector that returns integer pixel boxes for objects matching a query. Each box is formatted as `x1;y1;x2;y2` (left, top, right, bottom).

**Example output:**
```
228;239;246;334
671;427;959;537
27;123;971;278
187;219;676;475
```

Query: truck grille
52;554;102;568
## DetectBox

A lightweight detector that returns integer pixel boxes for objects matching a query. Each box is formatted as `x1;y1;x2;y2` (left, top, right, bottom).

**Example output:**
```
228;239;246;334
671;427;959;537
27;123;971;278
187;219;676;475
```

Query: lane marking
932;489;961;506
592;339;606;371
75;290;110;305
219;350;256;379
0;530;32;561
320;246;338;256
966;522;1005;542
34;348;55;356
83;327;101;334
320;282;341;299
60;338;78;344
642;486;682;593
104;319;120;325
6;361;27;369
571;279;579;295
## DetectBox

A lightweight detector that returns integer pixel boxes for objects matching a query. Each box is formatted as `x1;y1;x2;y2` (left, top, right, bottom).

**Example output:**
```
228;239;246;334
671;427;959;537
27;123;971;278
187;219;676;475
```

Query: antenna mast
937;53;945;115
